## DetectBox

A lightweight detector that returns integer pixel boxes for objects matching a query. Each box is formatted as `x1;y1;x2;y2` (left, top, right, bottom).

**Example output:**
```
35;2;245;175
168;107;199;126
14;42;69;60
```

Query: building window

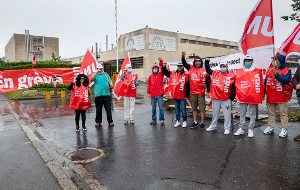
200;42;204;45
213;44;218;47
227;45;231;48
185;40;189;43
190;40;196;44
233;46;237;49
33;46;38;51
39;55;43;58
218;44;222;47
180;39;186;43
38;39;42;44
221;45;226;48
210;43;214;47
33;38;37;44
196;41;200;45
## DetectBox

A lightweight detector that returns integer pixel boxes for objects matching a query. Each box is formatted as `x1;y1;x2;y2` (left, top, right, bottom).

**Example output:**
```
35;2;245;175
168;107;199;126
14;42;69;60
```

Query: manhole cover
66;148;105;163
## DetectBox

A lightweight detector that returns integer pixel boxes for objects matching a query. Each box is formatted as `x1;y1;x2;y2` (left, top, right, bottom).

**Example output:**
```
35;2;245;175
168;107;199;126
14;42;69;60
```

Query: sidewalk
0;94;61;190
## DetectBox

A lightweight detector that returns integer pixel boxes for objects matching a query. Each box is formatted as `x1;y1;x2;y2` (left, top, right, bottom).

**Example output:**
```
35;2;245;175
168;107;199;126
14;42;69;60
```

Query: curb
5;101;106;190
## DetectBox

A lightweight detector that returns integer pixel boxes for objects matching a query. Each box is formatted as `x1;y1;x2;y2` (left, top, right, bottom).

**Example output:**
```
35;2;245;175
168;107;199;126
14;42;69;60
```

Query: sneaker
109;122;114;126
279;129;288;138
95;123;100;127
130;120;134;124
234;128;245;136
124;120;128;125
199;123;205;129
82;126;87;131
75;126;80;132
294;134;300;141
224;130;230;135
174;121;181;127
264;126;274;134
182;121;187;128
206;126;216;131
150;121;157;125
248;130;254;138
190;122;198;129
161;121;164;125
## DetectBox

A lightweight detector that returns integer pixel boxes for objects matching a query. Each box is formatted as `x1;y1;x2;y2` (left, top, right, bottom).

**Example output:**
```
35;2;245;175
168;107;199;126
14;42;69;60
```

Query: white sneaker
279;129;288;138
264;126;274;134
206;126;217;131
234;128;245;136
174;121;181;127
182;121;187;128
248;130;254;138
224;130;230;135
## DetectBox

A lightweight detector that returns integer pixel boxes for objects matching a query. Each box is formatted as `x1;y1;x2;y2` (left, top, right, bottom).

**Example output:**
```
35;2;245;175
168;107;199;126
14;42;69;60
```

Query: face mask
153;69;158;73
220;68;227;73
274;61;278;66
128;68;132;73
245;62;252;67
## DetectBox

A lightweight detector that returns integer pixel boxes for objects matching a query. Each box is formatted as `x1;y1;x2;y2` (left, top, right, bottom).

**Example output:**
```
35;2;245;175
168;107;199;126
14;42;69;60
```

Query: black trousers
95;96;113;124
75;109;86;127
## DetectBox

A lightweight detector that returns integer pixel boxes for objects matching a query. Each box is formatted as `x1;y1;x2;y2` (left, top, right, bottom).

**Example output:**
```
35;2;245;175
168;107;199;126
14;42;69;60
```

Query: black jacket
162;66;190;98
182;56;210;93
292;66;300;97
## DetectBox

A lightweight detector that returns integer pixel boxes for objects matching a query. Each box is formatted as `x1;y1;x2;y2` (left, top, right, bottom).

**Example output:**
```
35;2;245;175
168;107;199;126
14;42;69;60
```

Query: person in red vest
68;74;91;132
119;64;139;125
147;57;165;125
264;55;293;138
181;51;210;129
205;60;236;134
162;61;190;127
234;55;264;138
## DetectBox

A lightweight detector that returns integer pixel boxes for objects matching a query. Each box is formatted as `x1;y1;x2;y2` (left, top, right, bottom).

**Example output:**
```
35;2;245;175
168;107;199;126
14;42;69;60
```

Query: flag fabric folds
32;54;36;67
238;0;274;55
113;54;130;100
277;23;300;59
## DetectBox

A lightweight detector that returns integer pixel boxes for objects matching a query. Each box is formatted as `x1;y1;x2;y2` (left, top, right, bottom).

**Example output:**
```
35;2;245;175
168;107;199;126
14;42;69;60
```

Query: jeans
95;96;113;124
298;96;300;106
151;95;164;122
173;99;187;122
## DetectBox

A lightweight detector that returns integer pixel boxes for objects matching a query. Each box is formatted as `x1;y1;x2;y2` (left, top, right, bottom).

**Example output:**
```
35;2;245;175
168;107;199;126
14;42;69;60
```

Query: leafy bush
42;83;48;88
47;83;54;88
22;90;38;97
37;83;43;88
32;84;38;88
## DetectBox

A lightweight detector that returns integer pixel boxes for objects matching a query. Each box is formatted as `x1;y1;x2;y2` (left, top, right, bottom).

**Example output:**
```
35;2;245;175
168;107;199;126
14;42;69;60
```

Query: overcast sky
0;0;297;59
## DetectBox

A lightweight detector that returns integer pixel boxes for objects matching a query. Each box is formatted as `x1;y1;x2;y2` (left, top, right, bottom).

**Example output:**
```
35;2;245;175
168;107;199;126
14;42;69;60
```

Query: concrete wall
4;34;16;62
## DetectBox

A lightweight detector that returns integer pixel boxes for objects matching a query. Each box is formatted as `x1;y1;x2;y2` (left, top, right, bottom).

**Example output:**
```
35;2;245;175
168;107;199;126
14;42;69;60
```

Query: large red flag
32;54;36;67
277;23;300;59
113;54;130;100
238;0;274;55
79;49;98;86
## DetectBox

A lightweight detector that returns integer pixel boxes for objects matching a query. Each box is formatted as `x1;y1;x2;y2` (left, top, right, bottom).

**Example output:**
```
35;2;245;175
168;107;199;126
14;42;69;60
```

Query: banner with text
0;68;79;93
149;34;176;51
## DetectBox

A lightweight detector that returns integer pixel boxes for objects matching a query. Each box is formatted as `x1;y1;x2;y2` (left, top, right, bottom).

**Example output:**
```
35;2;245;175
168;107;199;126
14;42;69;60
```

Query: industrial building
4;30;59;62
65;27;240;81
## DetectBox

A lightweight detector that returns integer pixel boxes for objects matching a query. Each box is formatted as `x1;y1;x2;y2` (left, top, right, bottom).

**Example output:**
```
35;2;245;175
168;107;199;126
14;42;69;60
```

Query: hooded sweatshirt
147;59;165;98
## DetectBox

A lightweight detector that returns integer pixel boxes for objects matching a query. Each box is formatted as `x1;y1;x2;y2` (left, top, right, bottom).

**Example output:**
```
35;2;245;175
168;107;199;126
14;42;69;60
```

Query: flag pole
115;0;118;72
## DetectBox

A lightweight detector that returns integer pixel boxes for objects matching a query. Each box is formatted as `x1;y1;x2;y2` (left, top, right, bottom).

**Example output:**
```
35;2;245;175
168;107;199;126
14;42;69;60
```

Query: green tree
51;52;61;62
281;0;300;22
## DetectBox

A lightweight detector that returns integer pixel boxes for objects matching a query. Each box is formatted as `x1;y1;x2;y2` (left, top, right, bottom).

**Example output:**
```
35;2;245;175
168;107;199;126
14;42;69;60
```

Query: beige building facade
66;28;240;81
4;31;59;62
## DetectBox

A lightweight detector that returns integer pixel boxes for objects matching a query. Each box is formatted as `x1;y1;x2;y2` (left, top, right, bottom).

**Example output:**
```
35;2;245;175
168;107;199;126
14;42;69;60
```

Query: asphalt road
13;95;300;190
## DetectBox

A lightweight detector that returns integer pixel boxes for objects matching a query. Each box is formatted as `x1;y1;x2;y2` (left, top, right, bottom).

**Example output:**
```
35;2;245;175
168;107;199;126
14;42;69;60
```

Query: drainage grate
66;148;105;164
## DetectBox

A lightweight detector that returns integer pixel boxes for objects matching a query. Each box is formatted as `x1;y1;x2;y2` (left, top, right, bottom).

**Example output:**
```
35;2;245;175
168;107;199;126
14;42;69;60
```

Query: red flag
113;54;130;100
164;63;171;96
238;0;274;55
79;49;98;86
32;54;36;67
277;23;300;59
91;46;93;53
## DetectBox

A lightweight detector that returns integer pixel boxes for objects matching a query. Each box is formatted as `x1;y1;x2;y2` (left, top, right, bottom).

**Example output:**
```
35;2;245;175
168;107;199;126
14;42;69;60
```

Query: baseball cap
152;64;159;69
219;60;228;66
177;62;183;66
244;55;253;60
125;64;132;69
96;64;103;69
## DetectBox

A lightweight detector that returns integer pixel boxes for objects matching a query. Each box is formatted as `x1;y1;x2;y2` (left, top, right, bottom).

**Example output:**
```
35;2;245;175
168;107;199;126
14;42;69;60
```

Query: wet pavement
10;86;300;190
0;94;62;190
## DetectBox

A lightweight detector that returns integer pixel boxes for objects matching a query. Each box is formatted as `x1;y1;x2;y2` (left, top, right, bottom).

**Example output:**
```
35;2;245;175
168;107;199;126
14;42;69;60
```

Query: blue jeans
298;96;300;106
151;95;164;122
173;99;187;122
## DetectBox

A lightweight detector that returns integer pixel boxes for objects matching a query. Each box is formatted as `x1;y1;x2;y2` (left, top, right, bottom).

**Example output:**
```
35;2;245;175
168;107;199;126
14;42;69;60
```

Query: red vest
266;67;293;103
170;71;189;100
236;68;264;104
70;85;91;110
210;70;235;100
189;66;208;95
119;73;138;98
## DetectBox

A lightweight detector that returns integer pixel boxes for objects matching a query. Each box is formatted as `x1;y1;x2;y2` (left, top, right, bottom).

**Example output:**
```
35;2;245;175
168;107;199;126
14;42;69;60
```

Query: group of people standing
68;51;300;140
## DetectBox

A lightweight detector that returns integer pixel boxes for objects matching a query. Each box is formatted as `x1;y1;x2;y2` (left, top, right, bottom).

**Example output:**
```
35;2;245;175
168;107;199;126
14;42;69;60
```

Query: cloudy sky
0;0;297;59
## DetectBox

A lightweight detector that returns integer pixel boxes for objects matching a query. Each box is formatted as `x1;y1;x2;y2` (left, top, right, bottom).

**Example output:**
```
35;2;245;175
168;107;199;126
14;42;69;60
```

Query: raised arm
181;51;190;71
205;58;214;75
162;62;171;78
